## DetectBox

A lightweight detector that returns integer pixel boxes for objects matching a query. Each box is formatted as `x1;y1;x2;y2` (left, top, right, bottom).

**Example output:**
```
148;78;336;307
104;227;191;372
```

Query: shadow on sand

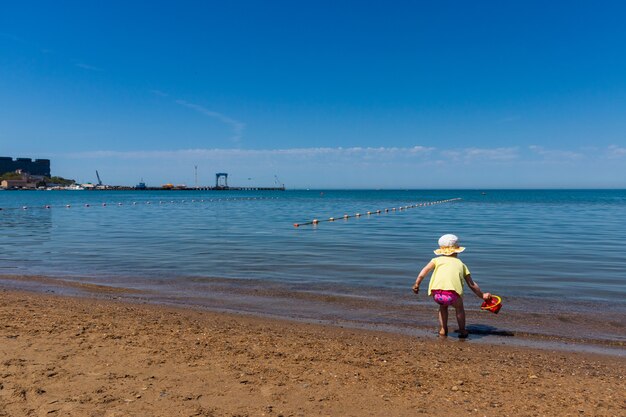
462;324;515;339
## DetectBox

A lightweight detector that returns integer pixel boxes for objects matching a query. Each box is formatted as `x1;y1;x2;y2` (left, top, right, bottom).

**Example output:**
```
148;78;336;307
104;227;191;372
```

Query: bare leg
438;305;449;336
452;297;468;338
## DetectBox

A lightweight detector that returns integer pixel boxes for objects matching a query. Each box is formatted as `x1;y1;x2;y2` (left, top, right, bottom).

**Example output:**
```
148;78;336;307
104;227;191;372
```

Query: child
412;234;491;338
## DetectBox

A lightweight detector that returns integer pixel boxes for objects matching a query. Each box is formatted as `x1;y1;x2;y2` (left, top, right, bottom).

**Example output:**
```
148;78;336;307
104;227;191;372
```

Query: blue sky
1;1;625;188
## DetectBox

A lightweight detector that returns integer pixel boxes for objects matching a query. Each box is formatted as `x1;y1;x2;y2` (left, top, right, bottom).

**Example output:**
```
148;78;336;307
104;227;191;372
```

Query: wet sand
1;288;625;416
2;274;625;355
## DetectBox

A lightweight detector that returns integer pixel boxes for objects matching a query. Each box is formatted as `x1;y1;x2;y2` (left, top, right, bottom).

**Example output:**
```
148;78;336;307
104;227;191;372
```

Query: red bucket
481;295;502;314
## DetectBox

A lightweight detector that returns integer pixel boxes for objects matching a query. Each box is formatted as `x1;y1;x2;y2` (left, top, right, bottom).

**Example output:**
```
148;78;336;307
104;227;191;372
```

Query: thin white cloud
465;147;519;160
529;145;583;161
74;62;103;71
175;99;245;144
62;144;626;175
56;144;626;188
440;147;519;162
64;146;435;160
58;144;626;168
607;145;626;158
150;89;169;97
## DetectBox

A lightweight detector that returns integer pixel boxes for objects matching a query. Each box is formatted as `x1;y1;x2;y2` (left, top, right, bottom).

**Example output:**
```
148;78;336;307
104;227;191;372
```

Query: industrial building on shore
0;157;51;189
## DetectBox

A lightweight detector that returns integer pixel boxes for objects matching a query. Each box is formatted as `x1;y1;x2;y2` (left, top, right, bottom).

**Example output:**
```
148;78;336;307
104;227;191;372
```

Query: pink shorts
432;290;460;306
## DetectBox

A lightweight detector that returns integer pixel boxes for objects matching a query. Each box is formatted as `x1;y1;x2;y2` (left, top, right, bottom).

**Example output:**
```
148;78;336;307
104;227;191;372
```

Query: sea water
1;189;625;348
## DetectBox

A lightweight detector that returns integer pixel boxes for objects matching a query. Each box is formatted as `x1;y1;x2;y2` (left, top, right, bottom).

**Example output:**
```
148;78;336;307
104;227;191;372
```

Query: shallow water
1;189;625;348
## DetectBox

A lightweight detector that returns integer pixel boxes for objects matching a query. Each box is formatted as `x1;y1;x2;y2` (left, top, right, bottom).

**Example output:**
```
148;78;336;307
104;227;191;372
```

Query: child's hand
482;292;492;300
412;283;420;294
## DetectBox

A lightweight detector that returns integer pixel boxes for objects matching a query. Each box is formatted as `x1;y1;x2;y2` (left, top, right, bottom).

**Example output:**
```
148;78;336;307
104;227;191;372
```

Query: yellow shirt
427;256;470;296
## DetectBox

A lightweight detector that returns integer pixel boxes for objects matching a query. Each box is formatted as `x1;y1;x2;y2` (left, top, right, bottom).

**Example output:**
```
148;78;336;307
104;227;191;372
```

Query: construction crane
274;175;285;189
96;170;103;186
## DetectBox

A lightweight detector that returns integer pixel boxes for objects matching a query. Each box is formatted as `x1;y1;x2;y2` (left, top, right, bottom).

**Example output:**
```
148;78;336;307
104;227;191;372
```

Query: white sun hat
434;234;466;255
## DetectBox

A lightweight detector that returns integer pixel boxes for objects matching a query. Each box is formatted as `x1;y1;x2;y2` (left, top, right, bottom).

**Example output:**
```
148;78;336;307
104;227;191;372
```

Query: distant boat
65;184;85;191
135;182;147;190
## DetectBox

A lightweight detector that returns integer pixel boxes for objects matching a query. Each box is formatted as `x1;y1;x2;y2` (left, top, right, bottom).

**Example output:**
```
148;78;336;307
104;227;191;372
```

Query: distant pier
0;185;286;191
130;185;286;191
164;186;284;191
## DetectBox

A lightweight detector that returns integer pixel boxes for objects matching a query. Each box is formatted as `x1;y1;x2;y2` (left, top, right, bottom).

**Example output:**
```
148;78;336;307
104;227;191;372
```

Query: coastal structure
215;173;229;189
0;171;44;189
0;157;50;177
1;177;37;189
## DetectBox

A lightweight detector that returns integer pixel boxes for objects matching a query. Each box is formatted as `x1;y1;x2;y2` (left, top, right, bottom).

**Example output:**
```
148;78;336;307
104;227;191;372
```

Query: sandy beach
1;288;624;417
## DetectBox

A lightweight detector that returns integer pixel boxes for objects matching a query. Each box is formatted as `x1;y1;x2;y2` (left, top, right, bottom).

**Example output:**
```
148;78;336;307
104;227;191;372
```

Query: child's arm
464;274;491;300
412;261;435;294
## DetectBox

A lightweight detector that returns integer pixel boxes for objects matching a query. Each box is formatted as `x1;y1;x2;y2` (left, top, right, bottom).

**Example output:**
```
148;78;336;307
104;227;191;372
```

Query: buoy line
0;196;280;212
293;198;462;227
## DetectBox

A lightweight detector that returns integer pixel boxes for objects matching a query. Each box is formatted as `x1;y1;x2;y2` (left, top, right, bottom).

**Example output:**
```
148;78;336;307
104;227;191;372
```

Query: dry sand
0;289;624;417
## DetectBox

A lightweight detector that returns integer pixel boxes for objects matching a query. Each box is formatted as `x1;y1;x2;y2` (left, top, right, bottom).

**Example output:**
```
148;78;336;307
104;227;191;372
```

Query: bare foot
458;330;469;339
438;328;448;337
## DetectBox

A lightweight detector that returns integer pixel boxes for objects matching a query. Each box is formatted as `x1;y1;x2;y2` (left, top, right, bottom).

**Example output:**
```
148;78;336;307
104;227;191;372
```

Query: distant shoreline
2;187;625;191
1;186;286;191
